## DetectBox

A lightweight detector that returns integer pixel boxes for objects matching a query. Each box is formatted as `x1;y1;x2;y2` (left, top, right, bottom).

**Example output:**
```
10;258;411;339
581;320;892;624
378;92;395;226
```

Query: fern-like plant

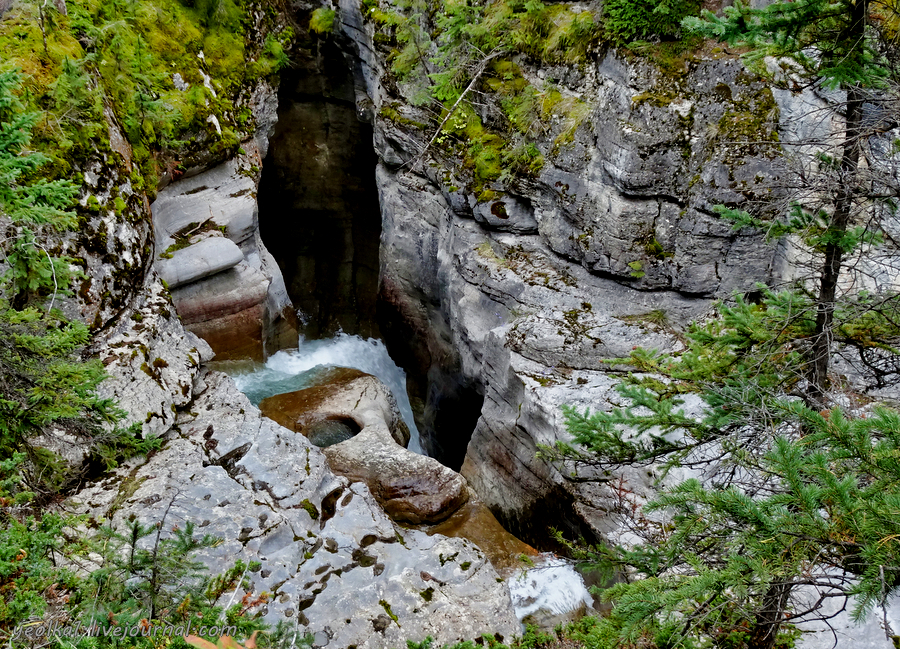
603;0;700;44
309;8;336;34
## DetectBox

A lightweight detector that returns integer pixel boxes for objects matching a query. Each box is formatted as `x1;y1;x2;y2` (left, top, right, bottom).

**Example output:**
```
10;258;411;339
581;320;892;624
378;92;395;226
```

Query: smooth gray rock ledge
156;236;244;290
71;370;519;649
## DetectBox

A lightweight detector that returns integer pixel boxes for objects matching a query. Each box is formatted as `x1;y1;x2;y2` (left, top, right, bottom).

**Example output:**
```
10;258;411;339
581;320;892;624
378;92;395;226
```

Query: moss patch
378;599;399;626
299;498;319;520
0;0;292;198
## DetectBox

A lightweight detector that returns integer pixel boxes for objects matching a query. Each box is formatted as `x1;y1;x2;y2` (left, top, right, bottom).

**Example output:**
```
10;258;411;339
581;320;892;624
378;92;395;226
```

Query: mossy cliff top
0;0;293;197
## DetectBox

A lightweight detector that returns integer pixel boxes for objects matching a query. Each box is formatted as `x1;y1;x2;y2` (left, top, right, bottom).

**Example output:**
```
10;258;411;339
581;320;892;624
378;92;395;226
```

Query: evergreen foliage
0;0;290;644
0;69;79;306
73;518;267;647
0;492;271;646
0;70;156;495
0;454;76;635
0;308;160;490
553;294;900;648
684;0;899;400
603;0;700;45
683;0;888;88
310;7;336;34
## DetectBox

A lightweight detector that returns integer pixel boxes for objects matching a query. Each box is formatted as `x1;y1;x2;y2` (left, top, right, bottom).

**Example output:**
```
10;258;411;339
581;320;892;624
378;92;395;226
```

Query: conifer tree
684;0;896;402
552;6;900;647
557;292;900;648
0;69;79;308
0;70;156;493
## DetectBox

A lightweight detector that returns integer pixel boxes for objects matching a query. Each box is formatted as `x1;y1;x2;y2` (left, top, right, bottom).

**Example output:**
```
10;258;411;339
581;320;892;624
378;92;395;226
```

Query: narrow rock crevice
257;39;382;340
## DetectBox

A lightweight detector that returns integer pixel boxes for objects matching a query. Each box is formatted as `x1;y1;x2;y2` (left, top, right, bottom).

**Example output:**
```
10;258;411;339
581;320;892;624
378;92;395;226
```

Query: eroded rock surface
156;237;245;289
375;159;707;542
259;369;468;525
75;370;519;648
151;152;296;361
335;0;786;547
259;368;410;447
93;276;213;440
325;427;470;525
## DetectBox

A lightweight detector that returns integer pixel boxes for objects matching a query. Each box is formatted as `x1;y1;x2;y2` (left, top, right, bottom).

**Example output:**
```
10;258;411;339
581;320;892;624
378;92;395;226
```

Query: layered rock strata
336;0;785;543
150;150;297;361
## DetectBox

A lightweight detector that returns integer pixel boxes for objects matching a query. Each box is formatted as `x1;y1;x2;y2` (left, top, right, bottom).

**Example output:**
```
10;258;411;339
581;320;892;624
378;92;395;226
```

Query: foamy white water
229;334;423;453
508;556;594;623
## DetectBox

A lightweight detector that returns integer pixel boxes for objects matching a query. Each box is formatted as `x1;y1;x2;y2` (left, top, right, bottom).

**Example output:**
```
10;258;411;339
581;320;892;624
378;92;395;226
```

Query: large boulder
325;427;469;525
260;369;468;525
259;368;410;447
156;236;244;289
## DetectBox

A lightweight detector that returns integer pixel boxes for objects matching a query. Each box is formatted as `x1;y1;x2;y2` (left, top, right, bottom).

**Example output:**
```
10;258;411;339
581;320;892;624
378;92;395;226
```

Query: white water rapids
228;333;423;453
508;556;595;626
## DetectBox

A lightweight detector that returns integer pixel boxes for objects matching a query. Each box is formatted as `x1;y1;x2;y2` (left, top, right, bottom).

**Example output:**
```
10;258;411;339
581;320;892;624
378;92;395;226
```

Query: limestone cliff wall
62;8;521;645
60;0;900;644
335;0;796;543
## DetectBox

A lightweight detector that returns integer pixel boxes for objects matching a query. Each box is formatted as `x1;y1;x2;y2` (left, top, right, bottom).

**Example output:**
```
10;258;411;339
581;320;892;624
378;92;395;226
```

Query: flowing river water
228;334;423;454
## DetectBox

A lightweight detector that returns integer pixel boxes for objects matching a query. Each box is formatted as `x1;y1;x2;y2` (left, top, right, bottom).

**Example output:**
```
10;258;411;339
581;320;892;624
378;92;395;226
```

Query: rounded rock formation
259;368;470;525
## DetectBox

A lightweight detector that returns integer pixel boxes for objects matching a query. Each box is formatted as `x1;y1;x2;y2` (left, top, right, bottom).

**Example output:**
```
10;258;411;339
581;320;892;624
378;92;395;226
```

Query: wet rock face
374;174;486;470
257;39;382;339
377;282;486;471
426;500;539;577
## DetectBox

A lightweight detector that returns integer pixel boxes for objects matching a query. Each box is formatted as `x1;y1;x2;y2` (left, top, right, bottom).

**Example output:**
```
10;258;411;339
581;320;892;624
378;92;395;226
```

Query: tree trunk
807;0;868;404
748;581;793;649
38;0;48;55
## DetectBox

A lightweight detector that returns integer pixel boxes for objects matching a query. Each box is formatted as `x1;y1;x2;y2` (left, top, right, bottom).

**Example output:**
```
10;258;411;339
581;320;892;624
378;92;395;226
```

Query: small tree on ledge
553;290;900;649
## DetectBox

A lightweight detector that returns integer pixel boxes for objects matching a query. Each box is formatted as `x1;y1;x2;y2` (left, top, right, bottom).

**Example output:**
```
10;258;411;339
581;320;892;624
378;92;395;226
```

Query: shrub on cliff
0;69;157;491
603;0;701;44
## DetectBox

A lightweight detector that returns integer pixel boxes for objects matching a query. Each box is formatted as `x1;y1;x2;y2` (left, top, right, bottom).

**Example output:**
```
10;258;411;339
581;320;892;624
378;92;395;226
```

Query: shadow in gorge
257;39;381;340
377;293;485;472
256;34;483;473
